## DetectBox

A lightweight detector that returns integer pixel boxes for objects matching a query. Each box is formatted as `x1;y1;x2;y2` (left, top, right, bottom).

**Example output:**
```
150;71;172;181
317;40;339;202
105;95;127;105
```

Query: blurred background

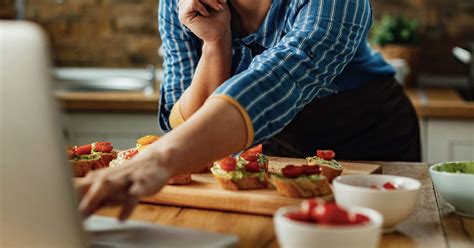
1;0;473;162
1;0;473;81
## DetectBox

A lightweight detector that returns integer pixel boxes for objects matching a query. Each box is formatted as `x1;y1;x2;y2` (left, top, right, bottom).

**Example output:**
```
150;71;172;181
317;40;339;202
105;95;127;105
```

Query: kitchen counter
97;161;473;248
54;91;159;112
55;88;474;118
405;89;474;119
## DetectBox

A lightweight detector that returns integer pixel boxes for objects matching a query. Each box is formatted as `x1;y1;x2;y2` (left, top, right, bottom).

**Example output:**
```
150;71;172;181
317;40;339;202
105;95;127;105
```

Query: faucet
452;43;473;100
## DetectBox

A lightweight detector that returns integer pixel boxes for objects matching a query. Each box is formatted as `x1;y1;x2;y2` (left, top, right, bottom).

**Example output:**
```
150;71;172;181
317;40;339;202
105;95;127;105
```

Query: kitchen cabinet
422;119;474;164
61;112;163;149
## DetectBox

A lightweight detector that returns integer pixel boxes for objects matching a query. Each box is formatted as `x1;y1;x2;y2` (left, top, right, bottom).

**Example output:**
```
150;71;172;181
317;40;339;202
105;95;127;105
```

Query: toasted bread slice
307;157;343;183
168;173;192;185
320;165;343;183
98;151;117;167
70;159;103;177
270;175;332;198
214;175;267;191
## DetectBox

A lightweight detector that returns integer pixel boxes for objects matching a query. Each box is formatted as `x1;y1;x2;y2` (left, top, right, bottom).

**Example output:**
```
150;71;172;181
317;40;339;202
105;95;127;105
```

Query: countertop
55;88;474;118
97;161;474;248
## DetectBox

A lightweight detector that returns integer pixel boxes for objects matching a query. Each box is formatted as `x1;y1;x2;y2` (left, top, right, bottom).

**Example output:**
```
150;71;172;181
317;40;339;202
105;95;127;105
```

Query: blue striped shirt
158;0;395;145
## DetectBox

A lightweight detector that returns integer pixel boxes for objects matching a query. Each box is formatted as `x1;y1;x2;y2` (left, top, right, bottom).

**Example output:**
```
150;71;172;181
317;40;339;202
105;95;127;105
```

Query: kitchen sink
53;67;162;92
56;77;151;92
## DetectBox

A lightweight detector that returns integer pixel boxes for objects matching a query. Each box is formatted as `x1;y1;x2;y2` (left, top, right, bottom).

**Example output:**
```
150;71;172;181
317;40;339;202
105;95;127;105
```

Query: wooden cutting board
141;157;381;216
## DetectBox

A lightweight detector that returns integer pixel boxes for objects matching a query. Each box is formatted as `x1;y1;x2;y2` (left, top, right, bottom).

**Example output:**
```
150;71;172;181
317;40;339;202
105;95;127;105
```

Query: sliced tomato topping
302;165;320;175
285;211;312;223
94;142;113;153
245;161;260;173
382;182;397;190
281;165;304;178
316;150;335;160
218;157;237;172
76;144;92;155
311;202;351;225
123;149;139;160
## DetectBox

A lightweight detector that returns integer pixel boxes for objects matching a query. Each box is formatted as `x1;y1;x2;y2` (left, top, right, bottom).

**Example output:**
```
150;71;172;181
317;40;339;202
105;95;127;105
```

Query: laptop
0;21;238;248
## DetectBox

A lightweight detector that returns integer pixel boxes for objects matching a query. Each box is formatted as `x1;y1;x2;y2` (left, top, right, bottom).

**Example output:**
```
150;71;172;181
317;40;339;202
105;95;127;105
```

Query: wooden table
97;162;474;248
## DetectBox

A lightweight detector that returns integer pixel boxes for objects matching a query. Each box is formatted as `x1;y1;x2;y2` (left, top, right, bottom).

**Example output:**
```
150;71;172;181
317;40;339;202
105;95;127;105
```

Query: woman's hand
77;148;173;220
178;0;231;44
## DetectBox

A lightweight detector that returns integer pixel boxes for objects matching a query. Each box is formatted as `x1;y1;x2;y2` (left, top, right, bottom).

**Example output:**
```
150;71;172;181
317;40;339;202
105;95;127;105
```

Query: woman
78;0;420;219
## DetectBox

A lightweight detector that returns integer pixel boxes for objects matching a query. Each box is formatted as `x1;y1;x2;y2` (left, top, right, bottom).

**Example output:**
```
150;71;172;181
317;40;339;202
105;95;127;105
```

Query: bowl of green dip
430;161;474;217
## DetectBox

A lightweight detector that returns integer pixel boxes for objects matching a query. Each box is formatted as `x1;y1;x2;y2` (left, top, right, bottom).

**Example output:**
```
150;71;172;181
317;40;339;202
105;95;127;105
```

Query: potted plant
371;15;422;87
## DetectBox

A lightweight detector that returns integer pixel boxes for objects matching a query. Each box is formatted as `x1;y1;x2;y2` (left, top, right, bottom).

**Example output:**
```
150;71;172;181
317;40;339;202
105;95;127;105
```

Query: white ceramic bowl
430;161;474;217
274;206;383;248
333;175;421;231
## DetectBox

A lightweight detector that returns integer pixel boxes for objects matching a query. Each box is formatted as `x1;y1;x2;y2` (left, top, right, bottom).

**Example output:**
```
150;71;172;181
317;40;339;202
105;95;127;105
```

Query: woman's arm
173;0;232;120
158;0;200;130
78;97;248;219
179;36;232;119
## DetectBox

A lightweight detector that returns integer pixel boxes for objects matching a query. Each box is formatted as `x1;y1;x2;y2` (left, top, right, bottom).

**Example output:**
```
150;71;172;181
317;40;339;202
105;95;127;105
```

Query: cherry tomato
281;165;304;178
352;213;370;224
76;144;92;155
382;182;397;190
124;149;139;160
301;198;323;216
218;157;237;172
94;142;113;153
241;151;259;161
285;211;312;223
316;150;335;160
311;202;351;225
302;165;321;175
245;161;260;173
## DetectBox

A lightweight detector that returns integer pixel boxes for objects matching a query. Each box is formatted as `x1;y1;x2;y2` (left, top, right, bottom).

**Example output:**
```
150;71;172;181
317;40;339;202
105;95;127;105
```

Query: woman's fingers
193;1;209;17
201;0;224;11
118;197;138;221
79;174;130;217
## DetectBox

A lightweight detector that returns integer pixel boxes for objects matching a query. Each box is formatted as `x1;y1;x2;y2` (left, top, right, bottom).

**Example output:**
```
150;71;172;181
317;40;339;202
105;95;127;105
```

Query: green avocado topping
78;153;101;161
270;173;326;182
306;156;342;169
211;162;266;182
434;161;474;174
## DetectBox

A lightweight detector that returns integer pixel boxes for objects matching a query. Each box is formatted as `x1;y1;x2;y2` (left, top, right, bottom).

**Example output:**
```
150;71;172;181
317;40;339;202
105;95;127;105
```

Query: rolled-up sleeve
211;0;372;146
158;0;200;131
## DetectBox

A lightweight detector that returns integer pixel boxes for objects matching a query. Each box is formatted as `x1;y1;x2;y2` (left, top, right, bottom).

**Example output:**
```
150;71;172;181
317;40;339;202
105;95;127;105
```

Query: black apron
263;76;421;162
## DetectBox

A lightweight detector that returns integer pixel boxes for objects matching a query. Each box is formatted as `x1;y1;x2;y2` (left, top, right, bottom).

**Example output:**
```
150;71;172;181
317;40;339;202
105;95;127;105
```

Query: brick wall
23;0;161;68
2;0;473;76
0;0;15;19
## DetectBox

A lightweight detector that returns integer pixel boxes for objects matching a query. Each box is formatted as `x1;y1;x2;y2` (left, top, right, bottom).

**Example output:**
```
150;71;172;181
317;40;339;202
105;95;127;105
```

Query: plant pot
374;45;421;88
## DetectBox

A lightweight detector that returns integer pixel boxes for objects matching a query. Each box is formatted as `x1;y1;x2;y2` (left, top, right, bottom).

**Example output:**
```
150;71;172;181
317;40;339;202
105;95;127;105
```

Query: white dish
274;206;383;248
430;161;474;216
333;175;421;231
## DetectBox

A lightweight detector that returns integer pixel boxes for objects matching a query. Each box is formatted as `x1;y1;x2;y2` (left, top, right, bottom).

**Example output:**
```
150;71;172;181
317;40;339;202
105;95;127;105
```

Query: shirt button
307;50;315;58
